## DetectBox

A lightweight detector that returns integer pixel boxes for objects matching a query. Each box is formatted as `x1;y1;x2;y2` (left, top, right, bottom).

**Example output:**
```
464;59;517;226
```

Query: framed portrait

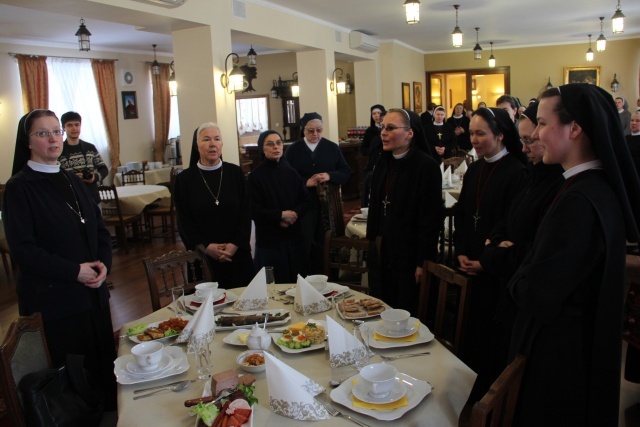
402;82;411;110
413;82;423;113
122;91;138;120
564;66;601;86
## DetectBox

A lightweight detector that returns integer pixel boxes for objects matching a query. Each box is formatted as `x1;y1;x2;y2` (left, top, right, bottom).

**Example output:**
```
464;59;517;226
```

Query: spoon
329;376;353;387
133;380;191;399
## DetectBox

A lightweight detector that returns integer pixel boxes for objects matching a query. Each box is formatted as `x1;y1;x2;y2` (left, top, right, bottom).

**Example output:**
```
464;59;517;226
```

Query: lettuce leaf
189;402;219;426
126;324;147;336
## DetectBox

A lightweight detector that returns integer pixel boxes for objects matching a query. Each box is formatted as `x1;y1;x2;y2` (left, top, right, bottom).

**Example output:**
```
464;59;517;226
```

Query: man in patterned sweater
58;111;109;203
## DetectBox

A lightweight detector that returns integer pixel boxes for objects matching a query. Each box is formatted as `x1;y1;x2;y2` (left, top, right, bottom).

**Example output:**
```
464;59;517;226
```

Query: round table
115;185;171;216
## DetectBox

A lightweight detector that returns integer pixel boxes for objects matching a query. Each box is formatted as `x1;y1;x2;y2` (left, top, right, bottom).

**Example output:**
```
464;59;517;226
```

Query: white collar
28;160;60;173
433;122;444;126
393;149;410;159
563;160;603;179
632;131;640;136
304;138;319;151
484;147;508;163
198;160;222;171
453;114;463;119
618;109;624;113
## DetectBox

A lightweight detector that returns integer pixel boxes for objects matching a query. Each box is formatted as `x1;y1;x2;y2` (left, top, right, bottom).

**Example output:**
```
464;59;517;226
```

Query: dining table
115;184;171;216
114;166;177;187
116;284;476;426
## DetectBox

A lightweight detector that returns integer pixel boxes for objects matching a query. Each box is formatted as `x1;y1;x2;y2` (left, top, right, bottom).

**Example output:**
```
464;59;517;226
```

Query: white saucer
375;324;418;338
352;379;406;404
125;353;174;377
284;283;349;298
192;290;225;304
114;347;189;385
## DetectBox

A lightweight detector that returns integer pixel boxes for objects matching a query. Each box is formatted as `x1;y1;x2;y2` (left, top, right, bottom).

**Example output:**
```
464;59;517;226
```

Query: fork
377;352;430;361
321;400;370;427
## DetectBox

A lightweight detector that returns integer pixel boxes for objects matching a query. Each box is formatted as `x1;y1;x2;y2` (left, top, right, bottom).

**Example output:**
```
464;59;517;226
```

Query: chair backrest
143;249;213;311
168;167;183;210
318;183;345;238
0;313;52;427
323;231;380;294
443;157;465;170
470;355;527;427
122;169;145;185
97;185;124;223
438;207;456;266
418;261;471;355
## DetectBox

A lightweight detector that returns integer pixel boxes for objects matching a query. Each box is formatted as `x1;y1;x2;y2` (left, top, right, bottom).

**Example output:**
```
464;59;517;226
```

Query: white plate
127;315;193;344
125;353;176;378
223;329;250;346
215;309;291;331
330;372;431;421
269;319;326;354
284;283;350;298
114;347;189;385
183;290;239;313
337;298;387;320
192;290;226;304
351;378;407;404
375;324;419;338
194;381;253;427
365;318;435;349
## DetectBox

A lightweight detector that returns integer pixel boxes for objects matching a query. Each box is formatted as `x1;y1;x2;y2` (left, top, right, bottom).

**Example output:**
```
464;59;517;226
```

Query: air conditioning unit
132;0;186;8
349;31;379;53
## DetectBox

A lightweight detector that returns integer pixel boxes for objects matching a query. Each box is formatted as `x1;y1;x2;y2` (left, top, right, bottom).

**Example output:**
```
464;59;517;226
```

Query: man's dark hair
61;111;82;126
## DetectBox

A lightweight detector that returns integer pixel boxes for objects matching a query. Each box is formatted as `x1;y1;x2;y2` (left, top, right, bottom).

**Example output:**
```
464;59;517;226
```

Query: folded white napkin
175;291;215;343
455;160;468;175
469;147;477;160
326;316;368;368
264;352;329;420
444;191;458;208
294;275;332;316
443;166;452;185
232;267;268;311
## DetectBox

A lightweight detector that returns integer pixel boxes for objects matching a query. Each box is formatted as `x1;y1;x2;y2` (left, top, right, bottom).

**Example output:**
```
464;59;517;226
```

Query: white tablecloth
114;166;177;187
115;185;170;216
116;284;476;426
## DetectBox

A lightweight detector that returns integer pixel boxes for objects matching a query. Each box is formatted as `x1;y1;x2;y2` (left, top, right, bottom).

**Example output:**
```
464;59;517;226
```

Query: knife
133;379;197;394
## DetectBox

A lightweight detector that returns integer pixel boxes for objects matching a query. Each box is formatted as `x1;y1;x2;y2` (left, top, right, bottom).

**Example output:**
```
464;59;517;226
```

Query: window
236;96;268;135
169;95;180;138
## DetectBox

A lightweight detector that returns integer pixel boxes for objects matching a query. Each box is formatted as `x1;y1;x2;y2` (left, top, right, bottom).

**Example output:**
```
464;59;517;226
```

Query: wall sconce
611;74;620;92
330;68;346;95
545;77;553;90
75;18;91;52
271;77;281;99
404;0;420;25
473;27;482;60
345;74;353;94
611;0;625;34
168;61;177;97
247;45;257;66
151;44;160;75
220;53;245;94
596;17;607;52
451;5;463;48
585;34;594;62
488;42;496;68
270;73;299;98
291;72;300;97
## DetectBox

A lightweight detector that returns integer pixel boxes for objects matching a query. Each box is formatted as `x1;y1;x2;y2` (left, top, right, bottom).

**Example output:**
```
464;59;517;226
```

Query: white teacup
195;282;219;299
359;363;398;399
305;275;328;293
360;207;369;218
131;341;164;371
380;309;410;333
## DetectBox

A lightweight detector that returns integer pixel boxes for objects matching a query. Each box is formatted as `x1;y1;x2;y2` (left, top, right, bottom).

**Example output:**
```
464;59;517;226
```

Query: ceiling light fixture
488;42;496;68
330;68;346;95
473;27;482;59
220;53;245;94
168;61;177;97
596;17;607;52
404;0;420;24
271;73;299;99
611;74;619;92
247;45;257;66
151;44;160;75
585;34;594;62
611;0;625;34
75;18;91;52
546;77;553;90
451;5;463;48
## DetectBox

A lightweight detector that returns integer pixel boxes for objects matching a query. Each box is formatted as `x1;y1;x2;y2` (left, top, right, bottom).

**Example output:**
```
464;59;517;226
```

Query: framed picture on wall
413;82;423;113
122;91;138;120
402;83;411;110
564;66;600;86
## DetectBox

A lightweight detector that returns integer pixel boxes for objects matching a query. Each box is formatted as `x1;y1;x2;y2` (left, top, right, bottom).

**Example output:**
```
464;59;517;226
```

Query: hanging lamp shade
451;5;463;47
247;45;257;66
473;27;482;59
404;0;420;24
611;0;625;34
151;44;160;75
585;35;594;62
596;17;607;52
488;42;496;68
75;18;91;52
611;74;619;92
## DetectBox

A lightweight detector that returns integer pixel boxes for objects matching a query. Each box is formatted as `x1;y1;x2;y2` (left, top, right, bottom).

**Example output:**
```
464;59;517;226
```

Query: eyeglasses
521;137;538;146
381;125;410;132
30;129;65;138
304;127;323;134
264;140;283;148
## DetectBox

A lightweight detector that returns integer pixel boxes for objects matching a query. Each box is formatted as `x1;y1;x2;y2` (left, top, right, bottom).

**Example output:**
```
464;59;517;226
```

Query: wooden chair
146;167;182;243
143;249;213;311
323;231;381;294
98;185;144;254
318;182;346;238
121;169;145;186
438;206;456;267
418;261;471;355
0;313;52;427
443;156;466;170
470;355;527;427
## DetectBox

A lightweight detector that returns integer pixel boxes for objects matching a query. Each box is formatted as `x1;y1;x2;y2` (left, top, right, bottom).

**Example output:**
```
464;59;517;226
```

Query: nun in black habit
424;106;457;160
507;84;640;427
366;108;442;316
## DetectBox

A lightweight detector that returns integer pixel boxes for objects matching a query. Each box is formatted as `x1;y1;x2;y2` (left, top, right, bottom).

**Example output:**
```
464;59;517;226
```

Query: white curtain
236;97;268;135
169;95;180;139
47;57;110;171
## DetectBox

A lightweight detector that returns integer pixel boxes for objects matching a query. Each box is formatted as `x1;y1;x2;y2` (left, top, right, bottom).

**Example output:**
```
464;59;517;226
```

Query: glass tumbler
265;266;275;296
189;333;214;379
171;287;185;318
353;325;371;371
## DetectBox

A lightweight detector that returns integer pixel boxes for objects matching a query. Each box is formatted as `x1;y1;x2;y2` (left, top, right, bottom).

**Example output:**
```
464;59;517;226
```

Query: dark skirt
254;240;302;284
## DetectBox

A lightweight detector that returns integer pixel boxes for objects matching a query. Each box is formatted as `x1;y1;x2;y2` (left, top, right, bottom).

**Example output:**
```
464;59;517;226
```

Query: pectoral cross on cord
437;132;442;140
383;169;396;216
474;157;504;231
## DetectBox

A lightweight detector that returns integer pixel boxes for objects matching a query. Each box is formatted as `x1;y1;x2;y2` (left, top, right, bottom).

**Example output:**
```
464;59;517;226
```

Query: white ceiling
0;0;638;57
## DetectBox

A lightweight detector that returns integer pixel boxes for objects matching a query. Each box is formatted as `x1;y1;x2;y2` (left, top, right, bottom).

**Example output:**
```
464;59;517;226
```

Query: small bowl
236;349;272;373
305;275;328;293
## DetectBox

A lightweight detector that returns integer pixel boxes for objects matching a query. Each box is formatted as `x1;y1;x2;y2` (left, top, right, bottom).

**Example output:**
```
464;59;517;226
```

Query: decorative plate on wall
122;70;134;86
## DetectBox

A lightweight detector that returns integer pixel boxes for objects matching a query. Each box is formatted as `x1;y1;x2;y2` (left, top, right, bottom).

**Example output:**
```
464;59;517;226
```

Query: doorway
426;67;510;114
